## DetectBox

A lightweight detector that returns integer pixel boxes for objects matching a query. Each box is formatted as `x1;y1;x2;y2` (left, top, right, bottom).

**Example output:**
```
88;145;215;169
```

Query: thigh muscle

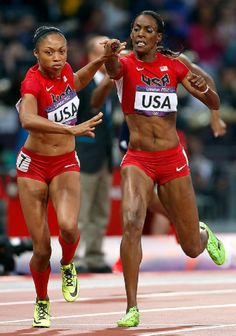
49;171;80;229
121;166;154;230
17;177;50;244
158;175;200;244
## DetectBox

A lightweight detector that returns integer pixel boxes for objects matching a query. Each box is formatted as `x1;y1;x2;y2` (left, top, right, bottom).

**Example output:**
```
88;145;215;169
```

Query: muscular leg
158;175;208;257
49;171;80;264
121;166;154;310
17;177;51;272
49;171;80;304
17;177;51;301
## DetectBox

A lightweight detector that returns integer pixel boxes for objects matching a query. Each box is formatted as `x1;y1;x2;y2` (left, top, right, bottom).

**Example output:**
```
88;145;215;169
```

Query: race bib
46;91;80;125
16;151;31;172
134;86;177;117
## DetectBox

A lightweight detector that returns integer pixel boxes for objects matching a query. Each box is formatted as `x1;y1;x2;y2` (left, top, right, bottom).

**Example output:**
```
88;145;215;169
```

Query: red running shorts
121;143;190;185
16;147;80;184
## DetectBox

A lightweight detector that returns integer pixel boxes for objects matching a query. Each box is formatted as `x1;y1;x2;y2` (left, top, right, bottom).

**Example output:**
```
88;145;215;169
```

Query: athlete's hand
187;72;208;93
210;110;227;137
101;39;127;57
69;112;103;137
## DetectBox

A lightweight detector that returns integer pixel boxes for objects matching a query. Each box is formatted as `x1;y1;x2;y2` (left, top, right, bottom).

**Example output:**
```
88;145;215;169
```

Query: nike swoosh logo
176;164;187;172
136;67;144;71
64;164;76;168
46;85;54;92
70;279;78;297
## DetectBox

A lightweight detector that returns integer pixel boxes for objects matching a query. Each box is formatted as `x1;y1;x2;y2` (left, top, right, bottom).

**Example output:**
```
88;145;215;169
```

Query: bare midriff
23;132;75;156
126;113;179;152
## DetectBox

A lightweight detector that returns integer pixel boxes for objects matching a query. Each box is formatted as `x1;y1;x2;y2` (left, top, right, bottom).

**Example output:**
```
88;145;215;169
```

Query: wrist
103;54;118;60
210;109;220;118
63;124;73;134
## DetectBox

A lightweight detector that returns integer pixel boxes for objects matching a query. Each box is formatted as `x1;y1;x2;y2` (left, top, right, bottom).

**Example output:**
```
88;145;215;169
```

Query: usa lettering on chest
141;73;170;86
47;94;80;125
142;94;171;109
53;101;78;123
134;86;178;114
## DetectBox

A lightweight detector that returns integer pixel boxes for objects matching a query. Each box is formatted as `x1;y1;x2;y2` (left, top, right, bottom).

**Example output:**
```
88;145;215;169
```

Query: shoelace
124;308;139;320
63;267;74;286
36;302;49;321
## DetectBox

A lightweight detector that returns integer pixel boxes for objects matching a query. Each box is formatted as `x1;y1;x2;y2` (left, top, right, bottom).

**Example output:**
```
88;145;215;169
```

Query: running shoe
32;300;50;328
117;306;140;327
200;222;226;265
61;263;80;302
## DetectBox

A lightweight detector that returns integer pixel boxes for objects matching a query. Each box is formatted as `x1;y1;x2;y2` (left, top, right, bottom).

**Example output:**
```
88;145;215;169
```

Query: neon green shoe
200;222;226;265
61;263;80;302
117;306;140;327
32;300;50;328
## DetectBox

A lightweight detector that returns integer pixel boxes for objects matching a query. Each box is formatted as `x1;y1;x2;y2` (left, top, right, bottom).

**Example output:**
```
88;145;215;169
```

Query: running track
1;270;236;335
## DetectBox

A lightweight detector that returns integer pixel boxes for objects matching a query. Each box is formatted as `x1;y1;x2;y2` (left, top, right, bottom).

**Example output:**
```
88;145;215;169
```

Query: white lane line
0;288;236;306
1;273;236;293
1;303;236;325
139;323;236;335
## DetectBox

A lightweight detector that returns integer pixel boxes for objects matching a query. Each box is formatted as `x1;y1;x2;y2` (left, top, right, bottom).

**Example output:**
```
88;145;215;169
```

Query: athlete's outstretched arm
74;56;106;92
19;93;103;136
103;39;126;78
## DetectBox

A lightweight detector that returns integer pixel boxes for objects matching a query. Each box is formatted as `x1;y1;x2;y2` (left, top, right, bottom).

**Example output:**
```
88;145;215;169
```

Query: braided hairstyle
131;10;181;58
33;26;65;49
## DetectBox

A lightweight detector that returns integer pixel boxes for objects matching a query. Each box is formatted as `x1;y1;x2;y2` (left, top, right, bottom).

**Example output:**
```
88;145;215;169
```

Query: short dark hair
131;10;165;33
33;26;64;48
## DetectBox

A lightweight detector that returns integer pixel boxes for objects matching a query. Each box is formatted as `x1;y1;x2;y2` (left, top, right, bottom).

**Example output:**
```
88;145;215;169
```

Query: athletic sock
30;263;51;300
59;235;80;265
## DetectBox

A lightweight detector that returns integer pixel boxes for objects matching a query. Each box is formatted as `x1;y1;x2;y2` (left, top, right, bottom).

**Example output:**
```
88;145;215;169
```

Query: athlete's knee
33;244;52;262
123;225;142;245
60;225;79;243
123;210;144;243
181;243;202;258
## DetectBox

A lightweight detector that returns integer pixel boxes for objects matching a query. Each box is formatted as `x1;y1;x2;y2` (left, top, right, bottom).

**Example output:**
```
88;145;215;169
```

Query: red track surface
1;270;236;335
